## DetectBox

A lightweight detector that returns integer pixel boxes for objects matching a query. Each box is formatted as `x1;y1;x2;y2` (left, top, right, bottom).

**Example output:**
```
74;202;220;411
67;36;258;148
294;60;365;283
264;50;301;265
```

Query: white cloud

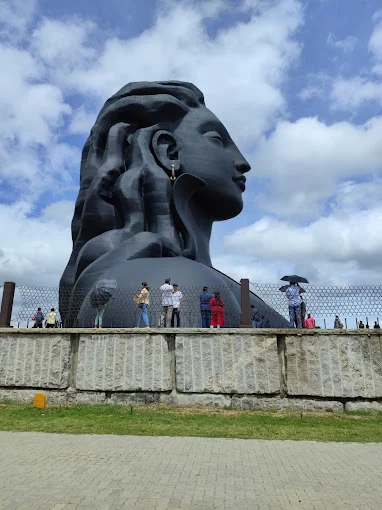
331;77;382;110
31;18;97;89
223;204;382;284
327;33;357;53
0;201;73;287
251;116;382;216
62;0;303;145
0;0;37;42
370;10;382;75
68;106;97;135
329;12;382;109
212;253;285;284
0;41;75;201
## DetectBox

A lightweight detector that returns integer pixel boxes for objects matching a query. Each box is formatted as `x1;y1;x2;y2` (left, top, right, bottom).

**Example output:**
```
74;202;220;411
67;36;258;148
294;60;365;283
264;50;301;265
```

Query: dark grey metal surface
59;81;287;327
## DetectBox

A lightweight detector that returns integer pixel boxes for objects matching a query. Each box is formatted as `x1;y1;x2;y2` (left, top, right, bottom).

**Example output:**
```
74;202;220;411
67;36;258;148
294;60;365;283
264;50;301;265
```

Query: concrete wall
0;328;381;412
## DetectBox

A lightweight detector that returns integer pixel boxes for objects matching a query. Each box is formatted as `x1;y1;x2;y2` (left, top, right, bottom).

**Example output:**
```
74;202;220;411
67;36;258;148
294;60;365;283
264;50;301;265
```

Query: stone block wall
0;328;381;412
175;334;279;394
76;333;171;392
285;334;382;398
0;332;70;388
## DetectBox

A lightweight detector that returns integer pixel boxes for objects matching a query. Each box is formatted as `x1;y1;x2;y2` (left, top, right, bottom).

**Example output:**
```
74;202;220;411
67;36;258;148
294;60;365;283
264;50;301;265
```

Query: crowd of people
86;278;226;329
32;308;57;328
132;278;226;329
30;280;380;330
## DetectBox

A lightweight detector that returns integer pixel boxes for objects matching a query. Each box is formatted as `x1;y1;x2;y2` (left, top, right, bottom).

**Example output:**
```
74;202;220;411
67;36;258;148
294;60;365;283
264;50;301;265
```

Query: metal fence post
240;279;251;328
0;282;16;327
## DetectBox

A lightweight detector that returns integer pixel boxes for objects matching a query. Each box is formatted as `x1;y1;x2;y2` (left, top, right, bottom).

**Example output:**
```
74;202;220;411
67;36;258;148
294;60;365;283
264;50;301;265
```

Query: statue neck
191;200;213;266
172;174;213;267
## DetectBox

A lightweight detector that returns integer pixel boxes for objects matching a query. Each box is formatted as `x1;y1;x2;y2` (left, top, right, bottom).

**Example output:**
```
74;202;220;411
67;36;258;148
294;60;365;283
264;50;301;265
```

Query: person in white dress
171;284;183;327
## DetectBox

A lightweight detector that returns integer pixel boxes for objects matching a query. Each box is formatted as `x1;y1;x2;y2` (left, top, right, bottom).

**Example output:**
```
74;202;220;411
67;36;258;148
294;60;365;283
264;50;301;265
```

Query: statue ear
151;130;181;172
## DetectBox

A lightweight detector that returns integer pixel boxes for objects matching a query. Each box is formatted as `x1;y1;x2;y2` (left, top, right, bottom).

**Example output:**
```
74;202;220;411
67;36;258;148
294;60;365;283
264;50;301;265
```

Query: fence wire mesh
12;281;382;329
250;282;382;328
16;284;244;328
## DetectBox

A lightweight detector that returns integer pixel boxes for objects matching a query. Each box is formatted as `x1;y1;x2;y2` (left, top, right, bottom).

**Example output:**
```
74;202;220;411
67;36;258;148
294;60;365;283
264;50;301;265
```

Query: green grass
0;404;381;442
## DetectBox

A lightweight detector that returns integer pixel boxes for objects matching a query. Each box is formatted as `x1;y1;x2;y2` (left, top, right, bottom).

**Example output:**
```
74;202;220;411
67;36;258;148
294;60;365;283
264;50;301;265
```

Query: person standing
334;315;343;329
300;293;306;327
209;292;225;328
159;278;173;327
358;320;365;329
200;286;213;328
250;304;258;328
94;305;105;328
285;283;302;328
171;284;183;328
304;313;316;328
374;321;380;329
135;282;150;328
32;308;45;328
45;308;57;328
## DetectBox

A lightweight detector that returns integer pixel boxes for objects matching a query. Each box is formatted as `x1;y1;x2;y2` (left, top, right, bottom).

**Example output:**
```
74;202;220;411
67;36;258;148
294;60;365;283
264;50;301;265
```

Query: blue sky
1;0;382;287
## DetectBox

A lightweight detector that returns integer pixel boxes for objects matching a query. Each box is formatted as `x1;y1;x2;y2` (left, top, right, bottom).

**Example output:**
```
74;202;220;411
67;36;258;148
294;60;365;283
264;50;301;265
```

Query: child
45;308;57;328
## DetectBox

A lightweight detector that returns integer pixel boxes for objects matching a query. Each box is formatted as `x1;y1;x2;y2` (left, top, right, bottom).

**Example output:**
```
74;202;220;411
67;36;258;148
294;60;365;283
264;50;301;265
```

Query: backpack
36;311;43;322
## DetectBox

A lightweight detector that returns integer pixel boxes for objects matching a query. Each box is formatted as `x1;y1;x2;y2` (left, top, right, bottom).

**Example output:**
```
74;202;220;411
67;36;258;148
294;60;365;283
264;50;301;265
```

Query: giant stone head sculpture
60;81;286;327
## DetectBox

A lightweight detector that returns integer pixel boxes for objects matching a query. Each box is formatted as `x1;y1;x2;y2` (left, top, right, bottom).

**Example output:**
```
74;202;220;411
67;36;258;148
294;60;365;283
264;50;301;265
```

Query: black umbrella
90;278;117;309
280;275;309;284
279;285;305;293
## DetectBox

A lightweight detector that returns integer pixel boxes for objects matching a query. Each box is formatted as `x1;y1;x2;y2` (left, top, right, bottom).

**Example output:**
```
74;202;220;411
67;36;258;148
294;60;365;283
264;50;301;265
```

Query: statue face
174;106;251;220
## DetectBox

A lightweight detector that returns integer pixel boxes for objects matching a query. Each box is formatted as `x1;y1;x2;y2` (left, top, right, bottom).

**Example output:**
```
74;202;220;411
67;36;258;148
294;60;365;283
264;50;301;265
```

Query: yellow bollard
33;393;46;409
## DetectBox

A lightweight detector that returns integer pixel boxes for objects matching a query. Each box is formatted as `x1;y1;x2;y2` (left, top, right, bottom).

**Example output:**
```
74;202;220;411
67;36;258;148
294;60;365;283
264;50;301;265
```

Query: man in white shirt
171;284;183;328
159;278;173;327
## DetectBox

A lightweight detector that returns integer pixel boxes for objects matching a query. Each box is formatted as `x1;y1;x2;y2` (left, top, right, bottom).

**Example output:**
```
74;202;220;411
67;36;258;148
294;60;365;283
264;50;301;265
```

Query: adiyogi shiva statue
59;81;287;327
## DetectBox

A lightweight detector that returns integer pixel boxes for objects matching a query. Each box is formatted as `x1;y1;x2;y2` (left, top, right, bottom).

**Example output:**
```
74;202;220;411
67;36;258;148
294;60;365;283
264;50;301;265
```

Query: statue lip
232;175;246;191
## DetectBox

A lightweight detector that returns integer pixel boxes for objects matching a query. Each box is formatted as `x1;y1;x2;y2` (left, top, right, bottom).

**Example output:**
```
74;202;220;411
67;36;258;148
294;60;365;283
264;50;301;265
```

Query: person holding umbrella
281;275;309;329
90;278;117;328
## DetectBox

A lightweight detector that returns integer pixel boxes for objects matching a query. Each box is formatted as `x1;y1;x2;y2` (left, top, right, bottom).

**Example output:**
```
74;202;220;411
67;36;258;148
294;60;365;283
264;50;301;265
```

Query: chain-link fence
250;282;382;328
16;284;246;328
11;282;382;329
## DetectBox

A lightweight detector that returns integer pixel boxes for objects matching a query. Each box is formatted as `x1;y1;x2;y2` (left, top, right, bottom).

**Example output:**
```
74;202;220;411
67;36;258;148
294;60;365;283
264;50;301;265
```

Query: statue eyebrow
200;120;228;137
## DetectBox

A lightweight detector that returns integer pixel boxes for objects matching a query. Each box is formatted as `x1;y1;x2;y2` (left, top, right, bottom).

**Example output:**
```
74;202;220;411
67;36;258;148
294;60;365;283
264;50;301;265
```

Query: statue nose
234;159;251;175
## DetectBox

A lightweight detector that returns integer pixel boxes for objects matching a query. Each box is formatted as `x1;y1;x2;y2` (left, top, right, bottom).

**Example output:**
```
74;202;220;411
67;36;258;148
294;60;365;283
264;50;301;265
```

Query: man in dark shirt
199;286;213;328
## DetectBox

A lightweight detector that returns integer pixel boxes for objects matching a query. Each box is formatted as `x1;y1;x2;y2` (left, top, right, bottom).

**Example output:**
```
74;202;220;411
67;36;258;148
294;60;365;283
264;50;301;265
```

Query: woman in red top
209;292;225;328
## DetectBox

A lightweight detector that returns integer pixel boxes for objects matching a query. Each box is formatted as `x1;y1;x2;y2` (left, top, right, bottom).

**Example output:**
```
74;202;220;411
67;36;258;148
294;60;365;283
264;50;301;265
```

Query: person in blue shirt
199;286;213;328
285;282;302;328
250;304;259;328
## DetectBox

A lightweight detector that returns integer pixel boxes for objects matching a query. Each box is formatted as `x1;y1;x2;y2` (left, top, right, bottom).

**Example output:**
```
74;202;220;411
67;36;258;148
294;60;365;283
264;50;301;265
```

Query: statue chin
70;256;287;328
198;190;244;221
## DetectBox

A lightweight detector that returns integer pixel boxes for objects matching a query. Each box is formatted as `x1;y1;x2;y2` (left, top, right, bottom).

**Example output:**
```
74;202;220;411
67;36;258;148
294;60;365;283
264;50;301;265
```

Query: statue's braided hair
61;81;205;296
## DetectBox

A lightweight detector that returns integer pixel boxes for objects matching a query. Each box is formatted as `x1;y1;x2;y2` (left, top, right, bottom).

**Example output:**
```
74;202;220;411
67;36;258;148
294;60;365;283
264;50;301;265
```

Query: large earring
170;163;176;181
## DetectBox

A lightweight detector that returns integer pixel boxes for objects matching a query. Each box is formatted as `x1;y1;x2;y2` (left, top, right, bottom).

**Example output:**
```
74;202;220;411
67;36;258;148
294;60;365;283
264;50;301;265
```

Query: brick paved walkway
0;432;381;509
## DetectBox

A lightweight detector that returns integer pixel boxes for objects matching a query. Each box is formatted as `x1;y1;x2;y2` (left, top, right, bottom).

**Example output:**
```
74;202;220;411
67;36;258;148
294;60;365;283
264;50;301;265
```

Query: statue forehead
174;105;227;134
